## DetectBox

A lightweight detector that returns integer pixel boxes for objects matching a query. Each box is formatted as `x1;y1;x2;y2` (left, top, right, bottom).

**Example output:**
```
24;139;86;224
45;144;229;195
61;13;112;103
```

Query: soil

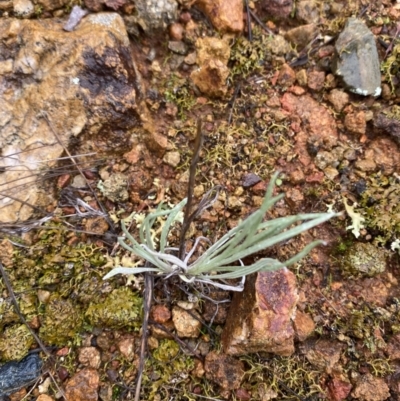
1;1;400;401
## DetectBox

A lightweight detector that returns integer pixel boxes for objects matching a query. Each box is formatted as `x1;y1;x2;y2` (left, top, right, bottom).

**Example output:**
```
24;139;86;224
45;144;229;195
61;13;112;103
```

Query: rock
328;89;349;112
191;59;229;98
36;395;55;401
242;173;262;188
84;0;104;11
344;111;367;135
168;41;187;55
169;23;184;41
261;0;293;19
172;306;202;338
98;173;128;202
204;351;244;390
0;354;42;397
84;217;109;235
332;18;381;97
117;336;135;360
135;0;178;31
163;151;181;167
387;333;400;360
341;242;387;278
78;347;101;369
327;374;352;401
296;0;321;23
13;0;34;17
65;368;100;401
351;373;390;401
195;37;231;66
277;64;296;87
222;268;298;356
195;0;243;33
285;23;318;50
302;338;343;374
281;93;338;154
293;311;315;341
150;305;171;324
0;14;140;223
374;113;400;146
307;70;325;91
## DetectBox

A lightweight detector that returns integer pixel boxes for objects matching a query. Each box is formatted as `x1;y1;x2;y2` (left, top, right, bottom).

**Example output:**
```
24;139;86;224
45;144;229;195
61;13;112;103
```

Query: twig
0;261;51;358
228;83;241;125
178;119;203;260
244;0;252;42
134;270;154;401
249;9;274;35
41;111;116;233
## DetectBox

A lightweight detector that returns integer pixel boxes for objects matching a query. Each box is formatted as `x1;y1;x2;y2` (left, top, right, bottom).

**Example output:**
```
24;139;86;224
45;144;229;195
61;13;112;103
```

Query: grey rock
332;18;381;97
0;353;42;397
168;41;187;55
135;0;178;31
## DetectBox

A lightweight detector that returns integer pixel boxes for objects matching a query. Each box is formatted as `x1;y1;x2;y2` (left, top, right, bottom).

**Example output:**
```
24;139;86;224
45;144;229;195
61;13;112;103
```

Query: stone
0;14;140;223
191;59;229;98
117;336;135;360
172;306;202;338
261;0;293;19
13;0;34;18
285;23;318;50
204;351;244;390
328;89;349;112
222;268;298;356
65;368;100;401
307;70;325;91
303;338;343;374
195;0;243;33
36;395;55;401
277;64;296;87
344;111;366;135
168;41;187;55
150;304;171;324
388;334;400;360
351;373;390;401
195;37;231;66
293;311;315;341
98;173;128;202
327;374;352;401
296;0;321;24
135;0;178;31
333;18;381;97
242;173;262;188
78;347;101;369
163;151;181;167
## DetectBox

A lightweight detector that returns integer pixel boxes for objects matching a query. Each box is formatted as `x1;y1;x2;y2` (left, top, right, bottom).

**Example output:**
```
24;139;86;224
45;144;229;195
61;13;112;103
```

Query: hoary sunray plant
103;171;338;291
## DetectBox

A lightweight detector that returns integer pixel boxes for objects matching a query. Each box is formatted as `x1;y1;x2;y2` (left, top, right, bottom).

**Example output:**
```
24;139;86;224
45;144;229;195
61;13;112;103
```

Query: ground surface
2;0;400;400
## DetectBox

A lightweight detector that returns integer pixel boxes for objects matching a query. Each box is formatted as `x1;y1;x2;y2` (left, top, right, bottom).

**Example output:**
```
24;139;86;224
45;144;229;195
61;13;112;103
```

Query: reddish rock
65;368;100;401
36;395;55;401
281;93;338;149
235;388;251;401
293;311;315;341
307;70;326;91
191;59;229;98
261;0;293;19
195;0;243;33
344;111;367;135
387;333;400;360
204;351;244;390
327;374;352;401
303;339;343;374
285;187;305;208
169;22;184;41
359;278;389;307
369;138;400;175
222;268;298;356
78;347;101;369
351;373;390;401
277;64;296;87
151;304;171;324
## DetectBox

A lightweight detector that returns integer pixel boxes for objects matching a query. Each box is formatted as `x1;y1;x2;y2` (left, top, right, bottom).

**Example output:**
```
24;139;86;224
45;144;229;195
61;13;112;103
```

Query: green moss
164;74;196;120
141;339;194;400
0;324;34;361
341;242;387;278
39;294;84;345
85;287;142;330
381;42;400;92
358;173;400;245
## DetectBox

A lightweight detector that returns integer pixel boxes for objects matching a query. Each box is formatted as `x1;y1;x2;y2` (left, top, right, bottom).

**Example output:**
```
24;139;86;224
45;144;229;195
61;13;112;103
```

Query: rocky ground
1;0;400;400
